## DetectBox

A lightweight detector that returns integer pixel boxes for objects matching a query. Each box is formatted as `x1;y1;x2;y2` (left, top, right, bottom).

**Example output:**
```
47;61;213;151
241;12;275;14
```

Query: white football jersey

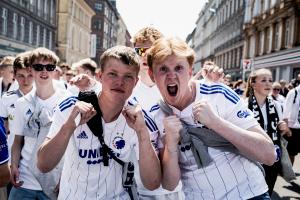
10;88;68;190
283;85;300;128
48;96;159;200
152;80;268;200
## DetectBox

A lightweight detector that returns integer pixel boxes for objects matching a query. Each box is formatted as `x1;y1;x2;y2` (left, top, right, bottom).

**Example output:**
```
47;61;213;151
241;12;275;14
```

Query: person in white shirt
0;51;34;157
244;68;290;195
9;47;67;200
146;37;277;200
0;56;18;97
37;46;161;200
271;82;286;112
283;84;300;165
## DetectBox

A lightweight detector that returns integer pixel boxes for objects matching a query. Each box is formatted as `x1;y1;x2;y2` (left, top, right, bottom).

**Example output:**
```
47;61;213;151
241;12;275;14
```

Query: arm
123;105;161;190
37;101;95;173
10;135;24;187
0;162;10;187
193;100;276;166
160;116;182;191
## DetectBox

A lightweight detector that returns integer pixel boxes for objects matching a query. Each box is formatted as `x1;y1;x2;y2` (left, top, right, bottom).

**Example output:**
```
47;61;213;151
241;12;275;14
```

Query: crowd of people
0;26;299;200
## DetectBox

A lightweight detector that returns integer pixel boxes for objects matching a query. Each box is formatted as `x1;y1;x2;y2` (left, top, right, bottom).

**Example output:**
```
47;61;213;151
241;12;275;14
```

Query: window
265;27;270;52
36;25;40;46
49;31;52;49
259;31;264;54
284;18;290;47
20;17;25;41
93;20;101;30
13;13;18;39
274;23;279;50
95;3;102;11
1;8;8;35
50;0;54;23
104;6;108;17
29;21;33;44
43;28;47;47
104;21;108;34
37;0;42;16
96;35;101;49
44;0;48;20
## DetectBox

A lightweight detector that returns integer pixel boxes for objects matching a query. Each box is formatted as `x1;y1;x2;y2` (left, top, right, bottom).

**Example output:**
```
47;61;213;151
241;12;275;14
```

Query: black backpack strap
293;89;298;104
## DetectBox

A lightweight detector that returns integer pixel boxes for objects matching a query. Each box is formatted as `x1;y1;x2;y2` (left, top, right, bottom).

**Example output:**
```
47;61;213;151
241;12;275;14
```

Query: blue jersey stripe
142;110;158;131
59;96;77;109
200;91;237;104
60;101;77;112
149;104;160;112
200;84;240;102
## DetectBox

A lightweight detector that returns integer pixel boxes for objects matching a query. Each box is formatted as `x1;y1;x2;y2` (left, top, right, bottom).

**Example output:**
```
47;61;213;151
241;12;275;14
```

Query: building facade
192;0;245;80
84;0;119;65
117;16;132;47
0;0;56;57
56;0;95;65
244;0;300;81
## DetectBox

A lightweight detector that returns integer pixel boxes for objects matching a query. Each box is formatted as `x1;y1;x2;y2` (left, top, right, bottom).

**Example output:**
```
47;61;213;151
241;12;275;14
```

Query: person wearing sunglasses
271;82;286;112
9;47;68;200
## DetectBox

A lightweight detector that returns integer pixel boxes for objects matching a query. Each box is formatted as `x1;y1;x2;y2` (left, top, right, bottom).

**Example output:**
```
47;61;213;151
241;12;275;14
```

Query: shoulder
198;81;240;104
57;95;78;112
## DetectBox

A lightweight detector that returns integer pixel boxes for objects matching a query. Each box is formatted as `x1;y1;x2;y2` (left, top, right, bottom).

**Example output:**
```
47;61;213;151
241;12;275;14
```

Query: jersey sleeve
0;119;8;164
47;96;77;139
223;97;258;130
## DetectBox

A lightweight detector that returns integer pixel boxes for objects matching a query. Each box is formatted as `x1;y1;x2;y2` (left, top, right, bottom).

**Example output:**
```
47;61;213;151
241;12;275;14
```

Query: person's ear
148;68;155;83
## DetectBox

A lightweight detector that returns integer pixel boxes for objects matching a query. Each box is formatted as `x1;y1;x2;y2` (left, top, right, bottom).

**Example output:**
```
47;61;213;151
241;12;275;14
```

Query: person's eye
175;65;183;72
159;66;168;73
108;72;117;77
124;75;134;80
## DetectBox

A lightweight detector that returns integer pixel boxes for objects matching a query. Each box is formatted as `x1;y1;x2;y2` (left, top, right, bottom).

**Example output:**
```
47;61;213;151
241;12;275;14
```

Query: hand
201;63;224;82
163;116;182;151
67;101;96;127
278;122;292;137
69;74;95;91
10;165;23;187
122;105;147;135
192;100;219;128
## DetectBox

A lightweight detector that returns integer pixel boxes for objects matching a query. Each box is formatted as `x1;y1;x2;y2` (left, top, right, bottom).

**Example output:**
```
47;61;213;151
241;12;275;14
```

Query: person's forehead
135;40;152;48
33;58;53;64
104;58;137;72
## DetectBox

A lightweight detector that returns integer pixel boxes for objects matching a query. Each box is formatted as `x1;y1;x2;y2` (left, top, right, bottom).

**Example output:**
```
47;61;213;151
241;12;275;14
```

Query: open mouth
167;84;178;96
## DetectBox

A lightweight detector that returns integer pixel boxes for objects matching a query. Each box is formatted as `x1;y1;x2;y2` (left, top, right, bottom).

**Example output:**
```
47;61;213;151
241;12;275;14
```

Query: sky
116;0;207;40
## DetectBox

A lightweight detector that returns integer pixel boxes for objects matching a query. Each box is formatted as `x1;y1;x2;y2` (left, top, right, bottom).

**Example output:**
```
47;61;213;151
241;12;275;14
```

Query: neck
139;71;155;87
20;86;33;95
35;82;55;100
254;93;267;107
99;93;124;123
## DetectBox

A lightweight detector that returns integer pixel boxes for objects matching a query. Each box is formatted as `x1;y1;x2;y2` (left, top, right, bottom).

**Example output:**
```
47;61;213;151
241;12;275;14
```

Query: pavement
272;155;300;200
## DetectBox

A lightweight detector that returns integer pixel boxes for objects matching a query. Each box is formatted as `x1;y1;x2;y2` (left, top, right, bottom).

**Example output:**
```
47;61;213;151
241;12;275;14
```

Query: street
272;155;300;199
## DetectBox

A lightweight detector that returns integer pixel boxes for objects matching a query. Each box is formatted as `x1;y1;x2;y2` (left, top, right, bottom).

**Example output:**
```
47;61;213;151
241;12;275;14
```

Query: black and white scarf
248;94;280;144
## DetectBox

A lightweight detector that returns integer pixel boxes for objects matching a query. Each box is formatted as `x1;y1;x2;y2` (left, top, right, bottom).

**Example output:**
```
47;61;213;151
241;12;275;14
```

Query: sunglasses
134;47;150;57
273;88;281;91
32;64;56;72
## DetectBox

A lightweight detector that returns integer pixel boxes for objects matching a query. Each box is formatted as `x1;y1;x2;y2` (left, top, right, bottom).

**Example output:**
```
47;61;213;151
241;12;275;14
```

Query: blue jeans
248;192;270;200
8;187;49;200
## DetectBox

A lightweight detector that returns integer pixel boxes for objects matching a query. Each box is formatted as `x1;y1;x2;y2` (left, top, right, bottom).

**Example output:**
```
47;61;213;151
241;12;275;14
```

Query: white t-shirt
283;85;300;128
47;96;159;200
0;78;18;97
0;90;26;158
152;81;268;200
130;80;162;112
10;88;68;190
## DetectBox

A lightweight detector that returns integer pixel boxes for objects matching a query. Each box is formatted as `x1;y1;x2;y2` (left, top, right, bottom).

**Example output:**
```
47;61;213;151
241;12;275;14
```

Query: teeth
168;84;176;87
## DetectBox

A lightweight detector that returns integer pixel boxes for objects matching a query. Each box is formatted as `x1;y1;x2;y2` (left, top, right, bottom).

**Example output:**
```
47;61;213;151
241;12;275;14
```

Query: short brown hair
13;51;31;74
75;58;97;75
147;37;195;70
100;45;140;75
29;47;59;66
132;27;163;46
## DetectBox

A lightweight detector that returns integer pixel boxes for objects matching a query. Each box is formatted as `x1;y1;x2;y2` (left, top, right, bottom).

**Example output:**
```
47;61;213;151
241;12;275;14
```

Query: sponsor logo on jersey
77;131;88;139
237;110;250;118
79;147;120;165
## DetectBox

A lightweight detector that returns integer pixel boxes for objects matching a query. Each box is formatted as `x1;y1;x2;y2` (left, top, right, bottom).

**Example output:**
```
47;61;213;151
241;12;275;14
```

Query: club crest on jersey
237;110;250;118
8;114;14;121
77;131;88;139
113;136;125;149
